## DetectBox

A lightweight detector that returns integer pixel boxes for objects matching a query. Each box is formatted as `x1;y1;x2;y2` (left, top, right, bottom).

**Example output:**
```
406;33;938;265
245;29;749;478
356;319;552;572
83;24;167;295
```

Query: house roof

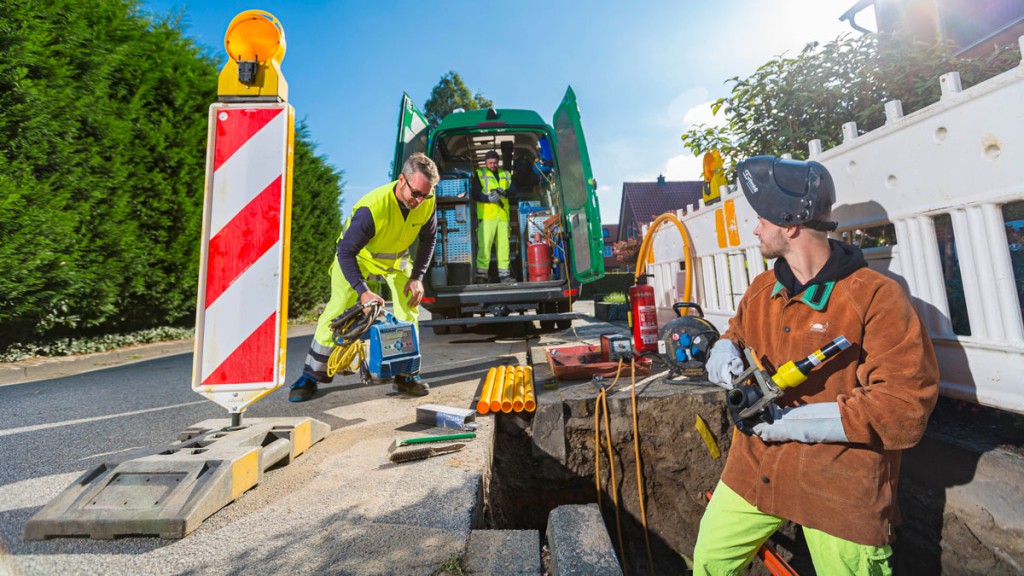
618;180;704;234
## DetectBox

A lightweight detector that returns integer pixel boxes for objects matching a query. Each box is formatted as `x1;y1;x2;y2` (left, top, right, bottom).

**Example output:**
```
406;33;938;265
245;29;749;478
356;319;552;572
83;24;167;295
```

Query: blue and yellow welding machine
364;313;421;380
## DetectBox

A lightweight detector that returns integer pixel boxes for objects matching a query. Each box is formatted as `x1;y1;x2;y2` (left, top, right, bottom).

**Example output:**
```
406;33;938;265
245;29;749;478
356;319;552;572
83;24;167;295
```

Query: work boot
288;375;318;402
393;373;430;396
498;269;515;284
474;272;489;284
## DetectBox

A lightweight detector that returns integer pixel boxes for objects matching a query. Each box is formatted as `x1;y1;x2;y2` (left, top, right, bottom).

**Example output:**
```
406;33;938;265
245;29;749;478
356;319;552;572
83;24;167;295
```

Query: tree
613;237;641;273
423;71;493;126
681;33;1021;175
0;0;344;352
288;123;344;317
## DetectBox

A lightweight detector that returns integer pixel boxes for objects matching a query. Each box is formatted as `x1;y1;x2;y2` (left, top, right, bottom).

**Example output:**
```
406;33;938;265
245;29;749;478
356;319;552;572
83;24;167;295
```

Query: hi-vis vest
476;168;511;221
339;180;435;276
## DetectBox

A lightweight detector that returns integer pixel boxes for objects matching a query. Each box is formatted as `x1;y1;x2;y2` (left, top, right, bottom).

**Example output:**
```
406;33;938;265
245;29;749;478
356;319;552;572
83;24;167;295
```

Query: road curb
0;324;317;387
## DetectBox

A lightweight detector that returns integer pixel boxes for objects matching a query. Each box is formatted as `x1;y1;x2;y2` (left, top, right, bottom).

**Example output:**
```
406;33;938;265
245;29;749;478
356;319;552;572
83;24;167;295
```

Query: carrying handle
672;302;704;318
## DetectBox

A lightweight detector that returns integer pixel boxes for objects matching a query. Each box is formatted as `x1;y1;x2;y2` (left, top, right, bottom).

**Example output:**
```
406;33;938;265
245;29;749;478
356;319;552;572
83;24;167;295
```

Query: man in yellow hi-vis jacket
288;153;439;402
472;150;517;284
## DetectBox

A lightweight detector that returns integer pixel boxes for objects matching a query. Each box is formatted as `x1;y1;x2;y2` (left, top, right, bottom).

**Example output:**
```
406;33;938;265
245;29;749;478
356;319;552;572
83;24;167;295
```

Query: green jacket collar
772;281;836;311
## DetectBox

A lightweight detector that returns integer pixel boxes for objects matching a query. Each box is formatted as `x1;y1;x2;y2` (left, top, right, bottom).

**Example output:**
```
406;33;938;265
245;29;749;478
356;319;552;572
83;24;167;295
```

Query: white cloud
663;154;704;182
666;87;710;127
683;101;728;130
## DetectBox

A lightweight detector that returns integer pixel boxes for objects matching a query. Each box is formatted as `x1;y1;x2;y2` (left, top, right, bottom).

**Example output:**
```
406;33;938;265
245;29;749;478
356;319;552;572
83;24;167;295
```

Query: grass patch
434;553;465;575
602;291;627;304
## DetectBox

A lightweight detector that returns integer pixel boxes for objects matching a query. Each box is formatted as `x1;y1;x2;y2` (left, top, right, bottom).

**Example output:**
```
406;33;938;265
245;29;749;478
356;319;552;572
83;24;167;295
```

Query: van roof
435;108;549;132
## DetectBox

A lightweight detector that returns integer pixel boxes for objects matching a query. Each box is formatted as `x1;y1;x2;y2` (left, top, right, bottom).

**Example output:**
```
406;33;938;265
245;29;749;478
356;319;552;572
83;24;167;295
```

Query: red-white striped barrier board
192;103;294;413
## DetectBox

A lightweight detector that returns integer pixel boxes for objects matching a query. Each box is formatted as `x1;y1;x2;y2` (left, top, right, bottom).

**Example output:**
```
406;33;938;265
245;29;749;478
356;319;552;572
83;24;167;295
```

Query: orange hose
633;213;694;304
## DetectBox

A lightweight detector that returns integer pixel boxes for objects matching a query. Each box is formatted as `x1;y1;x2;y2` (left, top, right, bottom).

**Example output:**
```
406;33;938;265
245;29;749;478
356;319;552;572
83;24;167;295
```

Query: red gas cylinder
629;281;658;353
527;234;552;282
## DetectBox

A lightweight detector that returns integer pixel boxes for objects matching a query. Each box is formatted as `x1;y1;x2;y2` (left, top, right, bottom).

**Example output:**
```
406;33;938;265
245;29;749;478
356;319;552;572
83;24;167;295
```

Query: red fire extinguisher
629;276;658;353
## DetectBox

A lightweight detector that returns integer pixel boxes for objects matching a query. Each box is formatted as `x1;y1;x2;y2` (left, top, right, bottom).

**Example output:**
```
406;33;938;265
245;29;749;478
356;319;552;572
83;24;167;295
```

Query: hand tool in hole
727;336;851;435
656;302;720;377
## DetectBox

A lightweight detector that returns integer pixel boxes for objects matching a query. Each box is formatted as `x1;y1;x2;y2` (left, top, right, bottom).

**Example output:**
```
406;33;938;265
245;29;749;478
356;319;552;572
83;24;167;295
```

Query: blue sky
140;1;871;222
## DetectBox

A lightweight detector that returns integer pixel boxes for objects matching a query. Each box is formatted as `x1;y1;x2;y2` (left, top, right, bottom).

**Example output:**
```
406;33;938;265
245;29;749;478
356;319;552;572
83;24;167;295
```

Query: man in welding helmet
694;156;938;575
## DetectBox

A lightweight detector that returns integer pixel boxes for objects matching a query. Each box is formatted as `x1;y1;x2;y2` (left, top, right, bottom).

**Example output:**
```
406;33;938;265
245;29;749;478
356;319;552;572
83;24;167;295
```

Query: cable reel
326;301;383;383
657;302;720;377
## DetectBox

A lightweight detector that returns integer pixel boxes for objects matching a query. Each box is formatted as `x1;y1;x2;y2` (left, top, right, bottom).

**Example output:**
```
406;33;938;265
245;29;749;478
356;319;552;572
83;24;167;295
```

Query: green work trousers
476;218;510;271
693;480;893;576
313;260;418;347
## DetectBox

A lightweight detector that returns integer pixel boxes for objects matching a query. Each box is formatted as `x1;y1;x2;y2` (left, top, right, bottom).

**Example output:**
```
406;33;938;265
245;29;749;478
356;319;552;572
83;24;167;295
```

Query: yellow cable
592;360;628;575
629;356;655;574
326;339;366;378
594;359;626;511
601;389;627;576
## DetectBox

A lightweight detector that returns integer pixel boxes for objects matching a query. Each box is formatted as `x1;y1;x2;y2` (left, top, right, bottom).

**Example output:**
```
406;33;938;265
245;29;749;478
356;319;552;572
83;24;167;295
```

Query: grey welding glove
707;339;743;389
487;192;501;203
753;402;849;443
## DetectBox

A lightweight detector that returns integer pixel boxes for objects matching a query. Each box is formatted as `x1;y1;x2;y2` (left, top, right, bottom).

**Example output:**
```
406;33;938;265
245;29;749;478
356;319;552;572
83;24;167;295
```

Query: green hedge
0;0;342;352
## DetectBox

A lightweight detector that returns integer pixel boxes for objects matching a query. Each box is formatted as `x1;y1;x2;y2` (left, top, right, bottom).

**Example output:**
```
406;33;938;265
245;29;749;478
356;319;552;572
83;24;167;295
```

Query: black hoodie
773;239;867;296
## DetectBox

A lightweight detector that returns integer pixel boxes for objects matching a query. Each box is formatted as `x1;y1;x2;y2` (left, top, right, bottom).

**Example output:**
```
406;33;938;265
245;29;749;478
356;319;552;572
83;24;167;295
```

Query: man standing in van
472;150;516;284
287;153;439;402
693;156;939;574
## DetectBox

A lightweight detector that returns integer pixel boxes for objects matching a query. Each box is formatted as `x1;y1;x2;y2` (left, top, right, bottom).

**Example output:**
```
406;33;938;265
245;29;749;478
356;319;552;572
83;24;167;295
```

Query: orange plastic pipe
477;367;497;414
500;367;516;413
488;366;506;413
513;367;526;412
523;366;536;412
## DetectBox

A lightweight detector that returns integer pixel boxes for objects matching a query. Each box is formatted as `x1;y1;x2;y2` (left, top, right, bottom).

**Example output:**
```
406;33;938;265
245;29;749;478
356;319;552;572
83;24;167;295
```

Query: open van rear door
392;93;429;180
552;86;605;283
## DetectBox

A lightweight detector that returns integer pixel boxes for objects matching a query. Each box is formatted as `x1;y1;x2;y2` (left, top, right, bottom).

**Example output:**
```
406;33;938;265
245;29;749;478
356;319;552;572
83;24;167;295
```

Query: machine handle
673;302;704;318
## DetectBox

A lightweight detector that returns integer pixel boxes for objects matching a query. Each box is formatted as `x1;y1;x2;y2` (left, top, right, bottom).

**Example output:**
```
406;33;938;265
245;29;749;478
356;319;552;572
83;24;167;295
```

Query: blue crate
437;178;470;198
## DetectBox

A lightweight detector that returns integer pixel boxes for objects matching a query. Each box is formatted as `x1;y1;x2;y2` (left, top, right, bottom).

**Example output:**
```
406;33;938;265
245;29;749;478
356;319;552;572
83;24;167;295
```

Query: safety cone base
23;417;328;540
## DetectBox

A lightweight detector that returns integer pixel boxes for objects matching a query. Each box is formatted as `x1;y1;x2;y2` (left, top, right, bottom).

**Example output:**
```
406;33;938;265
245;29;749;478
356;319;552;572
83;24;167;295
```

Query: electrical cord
325;301;384;378
593;359;669;575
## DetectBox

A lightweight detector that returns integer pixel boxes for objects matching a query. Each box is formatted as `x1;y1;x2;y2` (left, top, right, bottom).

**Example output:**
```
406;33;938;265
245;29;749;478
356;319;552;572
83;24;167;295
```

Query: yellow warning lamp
218;10;288;101
702;149;725;204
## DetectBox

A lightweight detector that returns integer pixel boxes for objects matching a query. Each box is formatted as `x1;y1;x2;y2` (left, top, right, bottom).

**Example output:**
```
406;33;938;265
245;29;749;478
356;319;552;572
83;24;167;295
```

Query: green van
393;87;605;333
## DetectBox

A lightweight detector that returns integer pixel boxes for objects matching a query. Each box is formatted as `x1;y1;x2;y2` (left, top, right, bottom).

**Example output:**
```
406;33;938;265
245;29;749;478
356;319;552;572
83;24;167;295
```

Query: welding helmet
737;156;838;232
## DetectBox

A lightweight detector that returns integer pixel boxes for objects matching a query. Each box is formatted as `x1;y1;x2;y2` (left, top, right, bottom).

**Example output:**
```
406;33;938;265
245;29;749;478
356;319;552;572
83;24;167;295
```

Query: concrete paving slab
464;529;542;575
546;504;622;576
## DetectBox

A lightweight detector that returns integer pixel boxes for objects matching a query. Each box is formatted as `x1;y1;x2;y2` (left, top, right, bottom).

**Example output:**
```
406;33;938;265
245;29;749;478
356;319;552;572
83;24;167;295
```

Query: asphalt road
0;318;547;575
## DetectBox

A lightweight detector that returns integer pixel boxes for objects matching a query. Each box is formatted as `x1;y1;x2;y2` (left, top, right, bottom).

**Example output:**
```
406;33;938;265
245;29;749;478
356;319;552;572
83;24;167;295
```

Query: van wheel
449;311;465;334
540;320;555;330
432;325;450;335
556;319;572;330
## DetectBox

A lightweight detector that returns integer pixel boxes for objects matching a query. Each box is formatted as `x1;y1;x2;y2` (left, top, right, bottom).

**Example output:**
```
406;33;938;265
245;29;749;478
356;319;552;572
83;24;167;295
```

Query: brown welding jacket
720;266;939;546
